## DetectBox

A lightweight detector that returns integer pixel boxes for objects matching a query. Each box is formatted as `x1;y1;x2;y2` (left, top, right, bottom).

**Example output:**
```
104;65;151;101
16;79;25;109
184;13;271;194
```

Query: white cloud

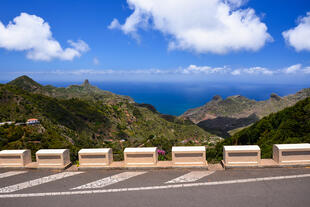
231;69;241;75
0;13;89;61
9;64;310;78
108;19;121;30
243;66;274;75
182;65;229;74
109;0;272;54
283;12;310;52
68;40;89;52
225;0;248;8
303;66;310;74
283;64;301;74
93;57;100;65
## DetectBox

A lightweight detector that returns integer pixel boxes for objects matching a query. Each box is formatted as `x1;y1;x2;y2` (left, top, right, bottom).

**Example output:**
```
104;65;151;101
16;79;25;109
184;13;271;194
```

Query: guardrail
1;143;310;169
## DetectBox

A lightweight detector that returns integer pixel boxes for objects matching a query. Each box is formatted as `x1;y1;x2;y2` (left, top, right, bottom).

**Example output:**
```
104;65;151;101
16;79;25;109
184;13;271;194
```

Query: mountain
181;89;310;137
197;113;259;138
206;97;310;161
1;76;218;161
9;76;134;104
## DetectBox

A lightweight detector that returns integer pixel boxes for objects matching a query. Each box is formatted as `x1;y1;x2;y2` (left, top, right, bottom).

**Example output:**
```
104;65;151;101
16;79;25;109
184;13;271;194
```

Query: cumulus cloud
303;67;310;74
243;67;274;75
182;65;229;74
109;0;272;54
283;64;302;74
0;13;89;61
231;69;241;75
283;12;310;52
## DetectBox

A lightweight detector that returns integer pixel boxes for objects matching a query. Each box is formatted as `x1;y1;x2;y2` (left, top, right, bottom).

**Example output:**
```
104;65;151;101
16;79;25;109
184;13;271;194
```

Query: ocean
46;81;310;116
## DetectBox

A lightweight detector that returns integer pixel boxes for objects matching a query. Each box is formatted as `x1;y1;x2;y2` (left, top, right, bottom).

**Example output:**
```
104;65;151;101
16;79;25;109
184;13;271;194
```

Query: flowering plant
157;149;166;161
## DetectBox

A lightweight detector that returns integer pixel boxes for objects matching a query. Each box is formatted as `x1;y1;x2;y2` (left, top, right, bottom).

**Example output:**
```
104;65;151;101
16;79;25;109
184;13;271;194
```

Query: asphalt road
1;167;310;207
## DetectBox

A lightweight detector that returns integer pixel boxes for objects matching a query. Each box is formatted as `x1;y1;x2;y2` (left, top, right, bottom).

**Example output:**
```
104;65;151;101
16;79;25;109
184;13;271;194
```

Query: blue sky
0;0;310;83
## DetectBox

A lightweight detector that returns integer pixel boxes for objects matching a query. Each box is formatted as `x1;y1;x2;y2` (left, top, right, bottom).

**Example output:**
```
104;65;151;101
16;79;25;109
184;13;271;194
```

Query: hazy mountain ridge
182;90;310;123
9;75;134;104
181;89;310;137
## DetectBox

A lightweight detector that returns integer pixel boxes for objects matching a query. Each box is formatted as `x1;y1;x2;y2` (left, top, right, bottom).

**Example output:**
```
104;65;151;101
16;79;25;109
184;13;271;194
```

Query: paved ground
0;167;310;207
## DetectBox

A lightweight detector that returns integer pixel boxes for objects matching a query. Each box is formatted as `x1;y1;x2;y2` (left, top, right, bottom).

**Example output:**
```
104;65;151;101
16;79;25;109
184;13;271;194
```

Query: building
26;118;40;125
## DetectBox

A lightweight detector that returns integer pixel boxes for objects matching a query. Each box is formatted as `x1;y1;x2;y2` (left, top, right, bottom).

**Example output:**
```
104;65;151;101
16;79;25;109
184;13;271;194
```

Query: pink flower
157;149;166;155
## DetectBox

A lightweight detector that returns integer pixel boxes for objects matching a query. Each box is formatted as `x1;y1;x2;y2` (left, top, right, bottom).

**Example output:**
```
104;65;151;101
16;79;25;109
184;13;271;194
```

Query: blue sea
45;81;310;116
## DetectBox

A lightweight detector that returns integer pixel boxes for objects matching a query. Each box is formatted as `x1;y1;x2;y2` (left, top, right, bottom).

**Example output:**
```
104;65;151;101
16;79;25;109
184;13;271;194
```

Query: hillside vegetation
0;76;217;161
207;97;310;162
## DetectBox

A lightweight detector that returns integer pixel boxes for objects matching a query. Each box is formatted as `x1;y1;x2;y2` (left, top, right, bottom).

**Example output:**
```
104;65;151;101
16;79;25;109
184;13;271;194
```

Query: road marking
1;173;310;198
166;171;215;183
0;172;83;194
0;171;27;179
71;171;146;190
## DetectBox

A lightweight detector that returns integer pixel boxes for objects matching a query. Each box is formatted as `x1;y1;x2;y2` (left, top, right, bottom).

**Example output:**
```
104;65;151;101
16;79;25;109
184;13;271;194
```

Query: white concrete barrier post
36;149;70;169
273;143;310;165
172;146;206;167
78;148;113;167
124;147;157;167
223;145;261;167
0;150;31;167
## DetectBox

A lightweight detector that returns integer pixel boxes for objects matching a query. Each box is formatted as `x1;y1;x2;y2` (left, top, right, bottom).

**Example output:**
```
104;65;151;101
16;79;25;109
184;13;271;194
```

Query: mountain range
181;89;310;137
8;75;134;104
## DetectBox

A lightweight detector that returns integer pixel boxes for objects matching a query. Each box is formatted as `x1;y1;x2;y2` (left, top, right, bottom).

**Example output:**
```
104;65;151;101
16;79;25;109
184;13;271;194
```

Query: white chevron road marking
71;171;146;190
0;171;27;179
0;172;83;193
166;171;215;183
1;173;309;198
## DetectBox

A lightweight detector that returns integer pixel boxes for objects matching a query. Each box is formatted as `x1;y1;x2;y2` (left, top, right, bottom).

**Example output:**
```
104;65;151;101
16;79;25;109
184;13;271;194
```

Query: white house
26;118;40;125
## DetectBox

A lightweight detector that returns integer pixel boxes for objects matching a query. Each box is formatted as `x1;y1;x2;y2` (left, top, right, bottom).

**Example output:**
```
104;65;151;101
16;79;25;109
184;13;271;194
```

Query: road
0;167;310;207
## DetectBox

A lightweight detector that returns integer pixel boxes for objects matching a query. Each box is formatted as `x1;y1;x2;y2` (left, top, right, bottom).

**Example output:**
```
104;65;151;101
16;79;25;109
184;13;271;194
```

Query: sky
0;0;310;84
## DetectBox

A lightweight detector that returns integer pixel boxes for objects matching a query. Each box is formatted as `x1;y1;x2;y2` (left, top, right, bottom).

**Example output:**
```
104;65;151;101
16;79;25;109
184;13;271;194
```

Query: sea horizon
29;80;310;116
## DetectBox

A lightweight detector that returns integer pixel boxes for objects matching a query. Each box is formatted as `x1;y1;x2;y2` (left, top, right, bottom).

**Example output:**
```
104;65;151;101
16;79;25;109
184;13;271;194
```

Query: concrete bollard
36;149;70;169
78;148;113;167
273;143;310;165
172;146;206;167
0;149;32;168
223;145;261;167
124;147;157;167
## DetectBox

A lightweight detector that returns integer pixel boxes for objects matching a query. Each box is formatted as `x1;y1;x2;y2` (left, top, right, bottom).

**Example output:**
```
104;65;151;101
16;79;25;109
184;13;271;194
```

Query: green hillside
0;77;218;161
207;97;310;162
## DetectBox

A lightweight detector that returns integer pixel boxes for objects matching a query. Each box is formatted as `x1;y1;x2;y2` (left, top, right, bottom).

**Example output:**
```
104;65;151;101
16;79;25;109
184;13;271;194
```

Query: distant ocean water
44;81;310;116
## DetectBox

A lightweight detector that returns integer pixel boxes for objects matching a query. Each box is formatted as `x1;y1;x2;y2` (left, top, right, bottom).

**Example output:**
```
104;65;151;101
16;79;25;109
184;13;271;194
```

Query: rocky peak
270;93;282;101
212;95;222;101
82;79;90;87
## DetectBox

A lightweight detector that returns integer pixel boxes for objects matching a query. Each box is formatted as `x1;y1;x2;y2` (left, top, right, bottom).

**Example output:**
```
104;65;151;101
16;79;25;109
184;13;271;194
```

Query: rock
270;93;281;101
83;79;90;87
212;95;222;101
